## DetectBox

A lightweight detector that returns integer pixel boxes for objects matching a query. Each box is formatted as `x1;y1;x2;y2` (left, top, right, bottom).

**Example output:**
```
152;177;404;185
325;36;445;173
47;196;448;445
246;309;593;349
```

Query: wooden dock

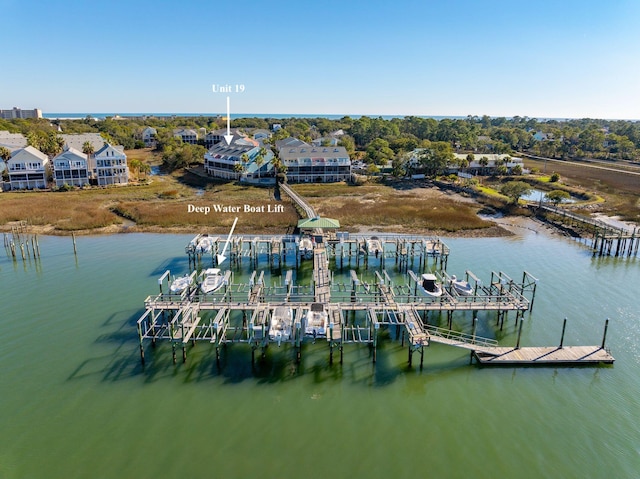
473;346;614;365
533;204;639;258
137;189;616;370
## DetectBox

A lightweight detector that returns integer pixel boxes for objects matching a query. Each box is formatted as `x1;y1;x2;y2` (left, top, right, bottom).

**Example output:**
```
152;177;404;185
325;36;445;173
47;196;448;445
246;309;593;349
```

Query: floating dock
473;345;614;365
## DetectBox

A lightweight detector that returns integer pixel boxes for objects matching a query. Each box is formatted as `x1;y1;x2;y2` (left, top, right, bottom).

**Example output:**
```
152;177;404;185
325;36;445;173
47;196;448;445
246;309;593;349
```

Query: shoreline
0;217;539;239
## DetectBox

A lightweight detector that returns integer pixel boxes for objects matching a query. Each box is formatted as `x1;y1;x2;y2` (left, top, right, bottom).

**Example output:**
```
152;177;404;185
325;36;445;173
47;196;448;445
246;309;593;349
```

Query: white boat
304;303;328;338
450;275;474;296
418;273;443;298
299;236;314;259
366;236;383;257
269;306;293;345
200;268;226;294
169;275;191;294
196;235;216;254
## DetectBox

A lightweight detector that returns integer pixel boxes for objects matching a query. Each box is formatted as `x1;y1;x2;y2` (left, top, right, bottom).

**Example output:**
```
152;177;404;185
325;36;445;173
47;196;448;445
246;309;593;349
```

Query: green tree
511;164;523;176
500;181;531;204
418;141;454;176
0;146;11;162
550;172;560;182
366;163;380;175
26;131;65;157
337;135;356;156
545;190;570;205
495;164;508;176
366;138;395;165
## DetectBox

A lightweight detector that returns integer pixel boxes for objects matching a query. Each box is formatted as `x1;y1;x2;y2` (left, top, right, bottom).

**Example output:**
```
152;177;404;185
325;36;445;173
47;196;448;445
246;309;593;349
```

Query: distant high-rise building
0;107;43;119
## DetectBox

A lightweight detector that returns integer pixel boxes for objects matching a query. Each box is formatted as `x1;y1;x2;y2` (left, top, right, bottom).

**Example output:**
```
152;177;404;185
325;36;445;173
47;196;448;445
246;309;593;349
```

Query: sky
2;0;640;119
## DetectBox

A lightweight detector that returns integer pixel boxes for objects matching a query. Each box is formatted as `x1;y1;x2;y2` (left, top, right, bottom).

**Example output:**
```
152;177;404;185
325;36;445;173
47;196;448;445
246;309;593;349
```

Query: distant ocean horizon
43;112;464;121
40;112;619;122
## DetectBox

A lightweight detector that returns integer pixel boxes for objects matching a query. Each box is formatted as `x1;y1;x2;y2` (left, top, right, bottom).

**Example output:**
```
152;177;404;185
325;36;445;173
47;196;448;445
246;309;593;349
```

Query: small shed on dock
297;217;340;231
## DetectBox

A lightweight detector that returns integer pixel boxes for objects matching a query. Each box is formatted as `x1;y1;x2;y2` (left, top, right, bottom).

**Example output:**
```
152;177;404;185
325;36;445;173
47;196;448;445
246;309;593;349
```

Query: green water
1;232;639;478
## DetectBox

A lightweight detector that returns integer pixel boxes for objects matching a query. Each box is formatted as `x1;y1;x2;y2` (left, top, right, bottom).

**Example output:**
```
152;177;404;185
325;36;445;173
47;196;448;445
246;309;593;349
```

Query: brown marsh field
523;157;640;221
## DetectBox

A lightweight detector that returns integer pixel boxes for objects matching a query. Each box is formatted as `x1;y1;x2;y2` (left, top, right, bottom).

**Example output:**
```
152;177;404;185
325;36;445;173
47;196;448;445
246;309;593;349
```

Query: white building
173;128;198;144
141;127;157;147
52;147;89;188
204;141;264;181
278;145;351;183
7;146;50;190
0;107;42;119
94;143;128;186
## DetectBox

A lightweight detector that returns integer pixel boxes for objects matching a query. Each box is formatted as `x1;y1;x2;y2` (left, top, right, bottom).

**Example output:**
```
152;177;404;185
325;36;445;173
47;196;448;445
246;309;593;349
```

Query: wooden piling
559;318;567;348
515;318;524;349
601;318;609;349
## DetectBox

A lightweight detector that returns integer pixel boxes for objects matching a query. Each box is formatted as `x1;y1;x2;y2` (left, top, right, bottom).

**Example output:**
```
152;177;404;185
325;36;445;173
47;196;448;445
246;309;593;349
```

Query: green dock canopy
297;217;340;229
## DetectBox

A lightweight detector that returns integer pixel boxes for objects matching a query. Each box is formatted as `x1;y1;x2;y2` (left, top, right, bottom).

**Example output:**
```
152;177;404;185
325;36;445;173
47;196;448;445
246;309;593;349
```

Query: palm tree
82;141;95;157
255;154;264;179
233;162;245;179
479;156;489;175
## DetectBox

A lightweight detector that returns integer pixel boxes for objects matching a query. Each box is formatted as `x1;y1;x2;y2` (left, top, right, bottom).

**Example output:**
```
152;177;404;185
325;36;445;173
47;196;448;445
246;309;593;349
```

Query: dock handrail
424;324;498;349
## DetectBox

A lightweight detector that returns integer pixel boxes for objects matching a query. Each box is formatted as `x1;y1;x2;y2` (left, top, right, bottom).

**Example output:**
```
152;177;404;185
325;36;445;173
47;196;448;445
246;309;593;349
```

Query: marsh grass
2;176;492;234
291;183;493;231
0;178;300;233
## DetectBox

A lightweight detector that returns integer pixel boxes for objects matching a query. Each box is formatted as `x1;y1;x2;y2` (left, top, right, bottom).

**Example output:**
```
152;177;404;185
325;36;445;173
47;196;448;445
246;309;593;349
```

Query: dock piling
601;318;610;349
559;318;567;349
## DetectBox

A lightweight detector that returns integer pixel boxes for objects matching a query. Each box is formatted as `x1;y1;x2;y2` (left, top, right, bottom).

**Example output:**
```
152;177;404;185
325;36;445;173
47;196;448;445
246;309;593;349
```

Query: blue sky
2;0;640;119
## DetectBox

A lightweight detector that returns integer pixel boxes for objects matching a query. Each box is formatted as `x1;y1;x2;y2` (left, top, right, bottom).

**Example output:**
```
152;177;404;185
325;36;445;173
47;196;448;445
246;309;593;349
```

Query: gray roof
279;145;350;162
275;137;309;151
54;147;87;162
0;130;27;150
174;128;198;136
206;142;257;158
60;133;105;152
95;143;126;156
10;145;49;162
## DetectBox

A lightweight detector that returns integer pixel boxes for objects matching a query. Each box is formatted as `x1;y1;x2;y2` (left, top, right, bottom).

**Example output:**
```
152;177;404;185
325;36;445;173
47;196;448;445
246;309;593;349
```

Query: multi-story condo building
7;146;50;189
0;107;43;119
173;128;198;144
94;143;128;186
277;141;351;183
52;147;89;187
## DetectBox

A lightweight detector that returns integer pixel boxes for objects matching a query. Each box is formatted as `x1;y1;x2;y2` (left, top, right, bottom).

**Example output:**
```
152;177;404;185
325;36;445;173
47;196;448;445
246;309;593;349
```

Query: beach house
173;128;198;144
52;147;89;188
94;143;128;186
7;146;50;190
142;127;157;147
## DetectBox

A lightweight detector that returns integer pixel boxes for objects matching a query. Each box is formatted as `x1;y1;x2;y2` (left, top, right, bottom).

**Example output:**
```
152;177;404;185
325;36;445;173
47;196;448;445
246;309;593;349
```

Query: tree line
2;114;639;170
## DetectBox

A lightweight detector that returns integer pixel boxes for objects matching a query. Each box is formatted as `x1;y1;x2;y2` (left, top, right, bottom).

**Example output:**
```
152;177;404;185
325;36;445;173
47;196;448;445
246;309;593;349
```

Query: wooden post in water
72;233;77;255
137;323;145;365
471;317;477;344
559;318;567;349
515;318;524;349
601;318;610;349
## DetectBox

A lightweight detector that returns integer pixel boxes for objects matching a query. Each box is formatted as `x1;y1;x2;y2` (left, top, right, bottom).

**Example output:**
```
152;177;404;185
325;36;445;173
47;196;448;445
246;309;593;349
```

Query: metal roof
297;217;341;229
